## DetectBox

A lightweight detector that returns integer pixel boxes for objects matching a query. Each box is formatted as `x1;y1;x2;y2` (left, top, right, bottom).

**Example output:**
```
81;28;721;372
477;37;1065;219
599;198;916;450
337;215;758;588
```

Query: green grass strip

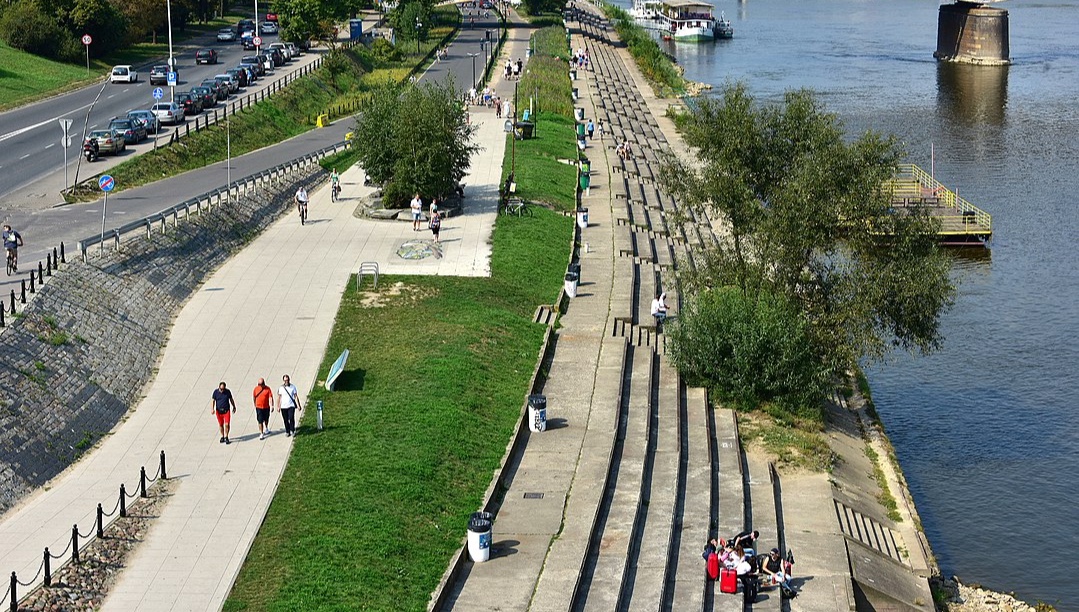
503;111;578;211
223;208;572;612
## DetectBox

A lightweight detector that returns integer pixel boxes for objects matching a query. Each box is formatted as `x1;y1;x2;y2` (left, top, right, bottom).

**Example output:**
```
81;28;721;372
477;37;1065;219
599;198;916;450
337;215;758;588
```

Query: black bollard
72;524;79;564
9;289;15;312
160;450;167;480
29;272;35;294
44;547;51;587
140;466;147;498
10;571;16;612
60;242;65;263
38;261;44;282
119;484;127;518
97;503;104;538
1;308;5;327
53;246;59;267
21;279;27;302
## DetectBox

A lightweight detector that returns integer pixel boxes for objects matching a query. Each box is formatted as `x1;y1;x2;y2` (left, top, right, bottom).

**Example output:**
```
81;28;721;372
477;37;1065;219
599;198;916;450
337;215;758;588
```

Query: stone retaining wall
0;166;325;514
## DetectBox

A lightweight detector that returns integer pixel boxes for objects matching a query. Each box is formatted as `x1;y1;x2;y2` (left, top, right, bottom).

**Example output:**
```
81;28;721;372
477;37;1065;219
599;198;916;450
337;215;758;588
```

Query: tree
353;78;480;207
663;84;954;413
273;0;333;46
389;0;431;47
0;0;67;58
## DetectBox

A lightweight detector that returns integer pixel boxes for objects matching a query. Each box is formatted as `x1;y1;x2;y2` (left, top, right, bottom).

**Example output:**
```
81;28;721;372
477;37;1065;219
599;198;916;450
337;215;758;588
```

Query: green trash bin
579;171;591;190
580;158;591;174
576;123;586;138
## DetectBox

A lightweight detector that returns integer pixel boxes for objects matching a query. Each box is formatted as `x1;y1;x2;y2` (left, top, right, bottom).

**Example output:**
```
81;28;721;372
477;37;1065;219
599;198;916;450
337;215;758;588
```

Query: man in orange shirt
253;378;275;440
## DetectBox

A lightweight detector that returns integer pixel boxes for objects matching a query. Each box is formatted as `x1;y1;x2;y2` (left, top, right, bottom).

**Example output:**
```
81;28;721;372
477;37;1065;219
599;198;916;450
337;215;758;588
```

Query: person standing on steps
278;375;302;437
410;193;423;231
253;378;275;440
211;382;237;444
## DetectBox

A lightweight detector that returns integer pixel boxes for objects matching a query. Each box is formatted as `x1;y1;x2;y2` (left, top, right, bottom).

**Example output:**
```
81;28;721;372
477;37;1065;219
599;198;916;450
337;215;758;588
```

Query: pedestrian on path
598;120;604;140
211;382;237;444
278;375;302;437
253;378;275;440
411;193;423;230
429;210;442;243
586;118;595;139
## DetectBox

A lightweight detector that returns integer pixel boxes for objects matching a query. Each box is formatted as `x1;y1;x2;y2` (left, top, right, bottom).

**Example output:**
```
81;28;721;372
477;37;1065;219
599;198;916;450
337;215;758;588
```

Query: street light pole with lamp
166;0;175;101
467;52;479;90
415;17;422;54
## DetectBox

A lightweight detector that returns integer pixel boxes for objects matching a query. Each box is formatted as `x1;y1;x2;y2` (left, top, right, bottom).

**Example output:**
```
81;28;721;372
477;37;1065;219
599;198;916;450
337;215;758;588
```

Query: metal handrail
894;163;992;230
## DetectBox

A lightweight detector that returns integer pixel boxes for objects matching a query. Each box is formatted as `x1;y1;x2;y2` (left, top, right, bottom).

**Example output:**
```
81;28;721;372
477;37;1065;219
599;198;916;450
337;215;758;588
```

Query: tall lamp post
467;52;479;89
166;0;174;101
415;17;422;54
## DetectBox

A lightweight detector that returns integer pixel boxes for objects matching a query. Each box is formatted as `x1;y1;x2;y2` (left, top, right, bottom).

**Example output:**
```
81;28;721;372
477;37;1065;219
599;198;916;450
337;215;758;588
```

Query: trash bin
467;511;494;563
576;122;586;138
572;87;579;100
564;271;579;298
515;121;535;139
568;262;581;282
580;158;591;174
579;171;591;191
570;68;578;80
576;207;589;228
528;394;547;433
575;108;585;121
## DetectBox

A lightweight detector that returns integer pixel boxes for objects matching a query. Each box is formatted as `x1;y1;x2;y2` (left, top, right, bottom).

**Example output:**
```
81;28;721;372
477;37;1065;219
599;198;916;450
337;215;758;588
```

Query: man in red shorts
211;381;237;444
252;378;275;440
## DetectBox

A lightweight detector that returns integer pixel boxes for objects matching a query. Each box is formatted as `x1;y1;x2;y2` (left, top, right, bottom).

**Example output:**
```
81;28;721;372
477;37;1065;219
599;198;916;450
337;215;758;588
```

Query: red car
266;12;278;22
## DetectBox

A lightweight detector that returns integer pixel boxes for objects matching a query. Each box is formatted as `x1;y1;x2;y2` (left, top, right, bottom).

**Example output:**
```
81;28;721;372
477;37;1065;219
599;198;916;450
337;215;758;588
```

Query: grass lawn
222;208;573;612
504;111;578;211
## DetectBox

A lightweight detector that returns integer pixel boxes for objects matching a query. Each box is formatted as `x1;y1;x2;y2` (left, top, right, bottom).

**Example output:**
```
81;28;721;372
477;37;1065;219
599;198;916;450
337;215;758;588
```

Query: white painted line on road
0;104;93;143
45;143;55;149
107;95;116;99
19;154;30;160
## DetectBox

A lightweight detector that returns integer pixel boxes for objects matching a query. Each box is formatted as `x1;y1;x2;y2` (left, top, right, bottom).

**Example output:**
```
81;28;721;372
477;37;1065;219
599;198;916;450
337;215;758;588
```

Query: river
612;0;1079;608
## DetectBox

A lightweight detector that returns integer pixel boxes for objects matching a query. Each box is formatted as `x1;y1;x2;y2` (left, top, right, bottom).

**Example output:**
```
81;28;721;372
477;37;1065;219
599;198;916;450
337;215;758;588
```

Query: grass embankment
508;26;577;211
223;213;573;612
600;3;685;96
0;16;242;110
66;5;458;200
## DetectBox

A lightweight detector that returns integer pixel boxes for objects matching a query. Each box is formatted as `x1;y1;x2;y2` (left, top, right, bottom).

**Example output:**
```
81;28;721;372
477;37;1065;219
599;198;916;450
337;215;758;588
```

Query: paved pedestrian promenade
0;85;507;612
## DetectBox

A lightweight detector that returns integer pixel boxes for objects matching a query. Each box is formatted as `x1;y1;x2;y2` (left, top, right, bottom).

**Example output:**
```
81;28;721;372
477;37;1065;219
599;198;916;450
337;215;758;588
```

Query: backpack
741;575;759;604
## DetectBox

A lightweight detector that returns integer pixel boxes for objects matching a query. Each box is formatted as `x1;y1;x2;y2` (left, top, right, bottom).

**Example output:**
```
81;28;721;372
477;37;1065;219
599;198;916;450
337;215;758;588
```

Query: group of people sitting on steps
703;529;800;601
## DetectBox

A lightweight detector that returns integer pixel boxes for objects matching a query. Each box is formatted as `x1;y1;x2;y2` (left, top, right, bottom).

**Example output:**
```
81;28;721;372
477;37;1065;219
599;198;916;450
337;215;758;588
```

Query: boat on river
715;12;733;38
656;0;718;42
629;0;665;20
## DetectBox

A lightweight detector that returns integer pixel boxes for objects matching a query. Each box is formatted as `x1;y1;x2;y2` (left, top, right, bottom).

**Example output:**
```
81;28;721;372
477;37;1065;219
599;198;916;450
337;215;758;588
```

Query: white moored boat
656;0;717;42
629;0;666;19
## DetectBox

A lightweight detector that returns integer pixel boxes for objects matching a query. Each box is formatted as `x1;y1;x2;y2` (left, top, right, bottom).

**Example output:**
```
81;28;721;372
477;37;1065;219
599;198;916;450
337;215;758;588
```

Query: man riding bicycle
295;187;309;225
330;169;341;202
3;224;24;274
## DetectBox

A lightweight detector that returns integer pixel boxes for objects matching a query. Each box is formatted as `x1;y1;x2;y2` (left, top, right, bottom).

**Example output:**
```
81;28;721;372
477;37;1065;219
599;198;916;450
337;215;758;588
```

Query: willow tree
663;84;954;415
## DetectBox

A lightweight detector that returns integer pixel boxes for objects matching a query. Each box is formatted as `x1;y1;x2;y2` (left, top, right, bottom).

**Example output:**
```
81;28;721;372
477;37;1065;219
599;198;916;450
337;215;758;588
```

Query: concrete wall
0;166;324;514
935;4;1010;66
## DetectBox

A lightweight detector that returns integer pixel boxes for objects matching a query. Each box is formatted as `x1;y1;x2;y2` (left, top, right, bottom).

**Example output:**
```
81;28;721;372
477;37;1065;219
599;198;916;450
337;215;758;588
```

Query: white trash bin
564;272;579;298
576;207;589;229
468;512;493;563
528;394;547;433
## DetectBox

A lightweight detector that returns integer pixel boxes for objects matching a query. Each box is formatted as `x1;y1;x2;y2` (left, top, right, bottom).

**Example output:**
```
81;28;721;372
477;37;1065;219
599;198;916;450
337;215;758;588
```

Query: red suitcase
720;568;738;594
706;553;720;580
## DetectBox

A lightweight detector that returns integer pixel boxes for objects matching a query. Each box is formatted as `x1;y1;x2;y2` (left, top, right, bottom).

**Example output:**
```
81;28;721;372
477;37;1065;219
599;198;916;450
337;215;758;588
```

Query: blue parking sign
167;71;177;86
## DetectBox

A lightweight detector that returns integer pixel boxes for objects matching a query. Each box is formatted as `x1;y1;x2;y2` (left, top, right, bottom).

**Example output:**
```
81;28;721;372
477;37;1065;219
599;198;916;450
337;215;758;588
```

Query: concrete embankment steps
834;500;907;567
669;385;711;611
746;457;783;611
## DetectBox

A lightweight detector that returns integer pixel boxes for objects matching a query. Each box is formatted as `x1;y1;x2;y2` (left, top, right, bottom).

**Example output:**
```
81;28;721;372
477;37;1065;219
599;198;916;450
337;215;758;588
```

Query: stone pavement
0;71;508;612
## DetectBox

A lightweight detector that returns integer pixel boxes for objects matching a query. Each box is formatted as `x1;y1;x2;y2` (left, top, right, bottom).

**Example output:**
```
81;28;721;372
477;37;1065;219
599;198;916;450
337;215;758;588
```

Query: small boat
629;0;665;20
714;12;733;38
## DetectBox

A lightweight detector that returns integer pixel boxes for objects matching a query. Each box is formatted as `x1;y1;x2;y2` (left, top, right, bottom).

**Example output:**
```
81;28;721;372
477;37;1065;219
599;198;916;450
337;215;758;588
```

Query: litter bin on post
468;511;494;562
570;68;578;80
564;271;579;298
569;261;581;280
528;394;547;432
576;207;589;228
579;171;591;191
580;158;591;174
575;108;585;121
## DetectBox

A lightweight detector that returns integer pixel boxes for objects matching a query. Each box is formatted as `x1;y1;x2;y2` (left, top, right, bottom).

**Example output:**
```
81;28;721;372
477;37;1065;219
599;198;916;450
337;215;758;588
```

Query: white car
110;65;138;83
260;21;278;34
217;28;237;42
269;42;291;60
150;102;185;125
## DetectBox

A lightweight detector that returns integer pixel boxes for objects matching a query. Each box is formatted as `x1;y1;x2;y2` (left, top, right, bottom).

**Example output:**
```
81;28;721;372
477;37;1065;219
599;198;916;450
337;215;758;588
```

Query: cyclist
3;224;23;274
330;168;340;202
295;187;309;225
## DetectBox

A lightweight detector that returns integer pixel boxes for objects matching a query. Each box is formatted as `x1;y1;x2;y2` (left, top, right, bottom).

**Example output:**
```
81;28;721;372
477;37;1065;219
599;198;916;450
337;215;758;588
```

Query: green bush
519;27;573;118
0;0;67;59
532;24;569;60
370;37;401;62
667;286;828;418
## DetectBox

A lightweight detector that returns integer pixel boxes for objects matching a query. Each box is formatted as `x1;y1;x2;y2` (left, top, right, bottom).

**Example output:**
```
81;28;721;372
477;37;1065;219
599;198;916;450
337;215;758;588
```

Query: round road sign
81;34;92;45
99;175;115;192
152;87;164;100
252;36;263;47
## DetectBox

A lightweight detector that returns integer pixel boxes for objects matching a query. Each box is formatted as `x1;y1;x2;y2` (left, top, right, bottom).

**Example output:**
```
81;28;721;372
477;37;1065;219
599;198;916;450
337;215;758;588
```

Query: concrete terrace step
669;385;711;612
746;457;782;611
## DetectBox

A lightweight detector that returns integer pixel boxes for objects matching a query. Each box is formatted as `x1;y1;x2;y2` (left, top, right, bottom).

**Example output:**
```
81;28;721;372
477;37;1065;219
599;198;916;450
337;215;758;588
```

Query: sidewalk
0;56;508;612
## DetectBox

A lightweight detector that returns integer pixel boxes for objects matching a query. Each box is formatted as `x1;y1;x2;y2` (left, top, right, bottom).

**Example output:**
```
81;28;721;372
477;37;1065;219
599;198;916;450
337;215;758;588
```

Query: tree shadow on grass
335;367;366;391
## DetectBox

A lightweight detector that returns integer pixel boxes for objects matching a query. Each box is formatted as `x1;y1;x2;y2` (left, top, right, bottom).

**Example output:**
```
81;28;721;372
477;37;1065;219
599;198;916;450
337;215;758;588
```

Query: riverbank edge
596;1;1049;608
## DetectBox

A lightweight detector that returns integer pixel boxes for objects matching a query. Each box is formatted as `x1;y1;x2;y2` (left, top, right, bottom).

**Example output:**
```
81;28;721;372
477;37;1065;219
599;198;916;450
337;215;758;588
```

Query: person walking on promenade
278;375;302;437
253;378;275;440
586;118;595;139
295;186;309;225
211;382;237;444
411;193;423;231
429;210;442;243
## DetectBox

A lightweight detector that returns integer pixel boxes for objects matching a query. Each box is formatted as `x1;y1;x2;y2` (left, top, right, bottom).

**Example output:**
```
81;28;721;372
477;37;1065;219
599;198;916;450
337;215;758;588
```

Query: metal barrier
356;262;380;291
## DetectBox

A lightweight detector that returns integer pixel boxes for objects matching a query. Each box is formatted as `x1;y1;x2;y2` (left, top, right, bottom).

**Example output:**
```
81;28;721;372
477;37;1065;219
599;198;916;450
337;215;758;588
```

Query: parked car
127;110;160;134
150;102;185;125
85;130;126;155
225;67;249;88
241;33;257;50
284;41;301;57
265;12;278;22
214;74;238;95
176;91;203;115
191;86;217;108
201;79;228;101
268;48;285;66
256;53;274;73
269;42;291;60
148;65;173;85
110;65;138;83
195;48;218;64
240;55;265;76
260;21;278;34
237;64;257;84
108;117;148;144
217;28;236;42
235;19;255;36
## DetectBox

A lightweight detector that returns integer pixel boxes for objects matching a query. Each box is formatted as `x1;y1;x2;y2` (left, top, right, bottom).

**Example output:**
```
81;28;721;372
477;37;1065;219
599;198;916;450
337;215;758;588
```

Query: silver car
150;102;185;125
127;109;160;134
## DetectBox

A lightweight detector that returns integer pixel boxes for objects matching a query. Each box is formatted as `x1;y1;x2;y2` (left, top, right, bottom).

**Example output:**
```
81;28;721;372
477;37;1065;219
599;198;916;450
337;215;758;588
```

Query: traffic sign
99;175;115;192
167;71;177;86
252;36;263;47
152;87;164;100
58;118;73;136
81;34;92;45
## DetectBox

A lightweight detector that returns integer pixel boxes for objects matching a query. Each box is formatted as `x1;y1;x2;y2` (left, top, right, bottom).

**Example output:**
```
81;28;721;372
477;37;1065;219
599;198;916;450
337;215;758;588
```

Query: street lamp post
166;0;174;102
415;18;422;54
467;52;479;89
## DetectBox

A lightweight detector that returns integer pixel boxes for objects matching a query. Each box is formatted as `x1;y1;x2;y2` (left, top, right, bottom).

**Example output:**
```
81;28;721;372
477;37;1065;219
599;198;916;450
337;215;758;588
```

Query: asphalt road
0;26;307;201
0;7;508;290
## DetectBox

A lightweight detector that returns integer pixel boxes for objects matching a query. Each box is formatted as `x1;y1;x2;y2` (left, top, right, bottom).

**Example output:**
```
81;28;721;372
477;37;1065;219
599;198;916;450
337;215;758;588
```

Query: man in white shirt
278;375;302;437
410;194;423;231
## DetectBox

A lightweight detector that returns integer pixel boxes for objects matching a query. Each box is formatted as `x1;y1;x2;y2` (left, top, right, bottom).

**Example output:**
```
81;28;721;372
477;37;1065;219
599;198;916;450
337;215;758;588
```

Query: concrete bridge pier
935;1;1010;66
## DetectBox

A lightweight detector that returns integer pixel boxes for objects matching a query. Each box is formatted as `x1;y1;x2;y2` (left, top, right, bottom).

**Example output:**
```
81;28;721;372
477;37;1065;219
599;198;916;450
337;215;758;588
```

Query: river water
612;0;1079;607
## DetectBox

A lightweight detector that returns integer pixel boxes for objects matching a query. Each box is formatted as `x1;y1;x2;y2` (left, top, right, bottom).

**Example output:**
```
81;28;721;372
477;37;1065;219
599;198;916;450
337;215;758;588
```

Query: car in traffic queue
148;64;176;86
285;41;301;57
238;64;258;84
235;19;255;36
268;42;291;60
127;109;160;134
256;53;274;73
85;129;126;155
240;55;265;76
260;21;278;34
225;67;249;88
265;12;278;22
195;48;219;64
267;48;285;67
176;92;203;115
108;117;148;144
110;65;138;83
150;102;185;125
241;31;256;50
201;79;228;101
190;86;217;108
217;28;236;42
214;74;239;95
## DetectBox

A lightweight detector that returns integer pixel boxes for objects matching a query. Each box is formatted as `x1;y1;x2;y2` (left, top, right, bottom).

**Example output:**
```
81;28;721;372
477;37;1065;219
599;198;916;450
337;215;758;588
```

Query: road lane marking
45;143;55;149
0;104;93;142
19;154;31;159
